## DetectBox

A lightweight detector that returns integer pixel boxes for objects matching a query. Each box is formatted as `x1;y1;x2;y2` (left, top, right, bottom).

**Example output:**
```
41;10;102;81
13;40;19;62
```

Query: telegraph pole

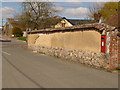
1;18;4;36
2;18;3;31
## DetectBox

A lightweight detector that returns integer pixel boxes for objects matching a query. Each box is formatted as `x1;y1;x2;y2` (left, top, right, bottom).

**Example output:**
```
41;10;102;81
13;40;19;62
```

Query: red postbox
101;35;106;53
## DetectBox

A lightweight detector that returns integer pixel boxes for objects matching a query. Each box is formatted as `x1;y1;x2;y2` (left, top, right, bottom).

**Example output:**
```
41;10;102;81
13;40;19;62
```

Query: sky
0;0;119;26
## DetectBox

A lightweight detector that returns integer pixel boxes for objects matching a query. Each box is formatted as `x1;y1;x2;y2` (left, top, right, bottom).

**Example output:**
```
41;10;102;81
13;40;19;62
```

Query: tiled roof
67;19;95;25
10;22;20;27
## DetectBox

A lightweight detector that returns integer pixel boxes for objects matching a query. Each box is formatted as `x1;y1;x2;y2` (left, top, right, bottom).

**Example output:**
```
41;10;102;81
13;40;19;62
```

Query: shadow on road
0;40;11;42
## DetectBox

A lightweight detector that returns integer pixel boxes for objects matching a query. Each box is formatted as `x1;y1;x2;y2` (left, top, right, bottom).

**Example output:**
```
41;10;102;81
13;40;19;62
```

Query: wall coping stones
28;23;116;34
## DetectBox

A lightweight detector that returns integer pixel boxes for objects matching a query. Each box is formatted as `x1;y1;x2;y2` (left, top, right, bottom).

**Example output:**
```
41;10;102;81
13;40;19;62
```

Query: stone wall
27;23;119;69
118;36;120;66
28;45;108;69
109;30;119;69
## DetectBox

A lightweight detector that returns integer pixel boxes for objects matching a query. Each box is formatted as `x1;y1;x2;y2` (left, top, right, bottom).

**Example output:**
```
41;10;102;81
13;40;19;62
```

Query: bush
17;37;26;41
12;27;22;37
115;67;120;70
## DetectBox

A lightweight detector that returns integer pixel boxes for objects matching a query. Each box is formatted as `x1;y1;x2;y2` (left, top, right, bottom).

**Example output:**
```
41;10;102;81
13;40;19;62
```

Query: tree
89;2;119;22
16;0;58;30
100;2;119;20
88;3;104;22
12;27;22;37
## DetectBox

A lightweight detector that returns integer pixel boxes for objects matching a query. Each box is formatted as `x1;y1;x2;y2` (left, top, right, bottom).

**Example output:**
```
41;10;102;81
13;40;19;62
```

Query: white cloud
67;2;82;5
61;7;90;18
0;7;15;18
55;4;64;11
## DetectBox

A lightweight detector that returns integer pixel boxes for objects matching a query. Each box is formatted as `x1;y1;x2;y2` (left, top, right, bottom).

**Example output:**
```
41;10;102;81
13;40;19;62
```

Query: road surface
2;38;118;88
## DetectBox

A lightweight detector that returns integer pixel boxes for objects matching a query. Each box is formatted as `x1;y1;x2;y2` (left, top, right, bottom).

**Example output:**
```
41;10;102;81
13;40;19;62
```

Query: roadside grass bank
17;37;26;41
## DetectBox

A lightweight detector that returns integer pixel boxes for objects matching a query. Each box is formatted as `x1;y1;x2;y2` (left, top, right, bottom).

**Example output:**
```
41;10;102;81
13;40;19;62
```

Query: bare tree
16;0;58;30
88;2;104;22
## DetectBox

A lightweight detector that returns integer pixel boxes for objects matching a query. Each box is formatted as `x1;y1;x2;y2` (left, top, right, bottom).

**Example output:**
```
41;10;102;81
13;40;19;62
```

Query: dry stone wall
29;45;108;69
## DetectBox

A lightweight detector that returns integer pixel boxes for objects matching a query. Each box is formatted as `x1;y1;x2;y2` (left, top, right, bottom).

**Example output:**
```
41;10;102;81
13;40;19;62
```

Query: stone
28;45;108;69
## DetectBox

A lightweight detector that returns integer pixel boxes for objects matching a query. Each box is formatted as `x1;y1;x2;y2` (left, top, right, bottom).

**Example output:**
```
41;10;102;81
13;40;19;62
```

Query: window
62;23;65;27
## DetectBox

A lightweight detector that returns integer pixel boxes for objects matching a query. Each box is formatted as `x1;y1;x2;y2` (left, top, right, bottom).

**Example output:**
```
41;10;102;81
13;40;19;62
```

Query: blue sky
54;2;96;19
0;2;96;26
1;2;94;18
0;0;118;26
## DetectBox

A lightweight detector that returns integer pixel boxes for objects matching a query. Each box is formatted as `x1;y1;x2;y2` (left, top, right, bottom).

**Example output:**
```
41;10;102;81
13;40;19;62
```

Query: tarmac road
2;38;118;88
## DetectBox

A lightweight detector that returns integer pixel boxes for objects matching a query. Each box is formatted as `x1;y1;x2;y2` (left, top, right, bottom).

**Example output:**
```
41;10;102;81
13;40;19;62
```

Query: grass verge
17;37;26;41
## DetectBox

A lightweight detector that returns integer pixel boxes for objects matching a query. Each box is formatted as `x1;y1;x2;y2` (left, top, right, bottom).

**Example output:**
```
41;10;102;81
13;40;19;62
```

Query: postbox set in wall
101;35;106;53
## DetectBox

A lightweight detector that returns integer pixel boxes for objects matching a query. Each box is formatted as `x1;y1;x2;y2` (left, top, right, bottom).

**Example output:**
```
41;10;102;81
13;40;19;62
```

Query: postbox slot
101;35;106;53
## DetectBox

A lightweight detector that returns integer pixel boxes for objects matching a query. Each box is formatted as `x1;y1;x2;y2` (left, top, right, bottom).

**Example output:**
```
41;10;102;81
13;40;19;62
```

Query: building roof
10;21;20;27
28;23;116;34
67;19;95;25
45;16;63;26
61;17;95;25
7;18;14;23
5;18;24;30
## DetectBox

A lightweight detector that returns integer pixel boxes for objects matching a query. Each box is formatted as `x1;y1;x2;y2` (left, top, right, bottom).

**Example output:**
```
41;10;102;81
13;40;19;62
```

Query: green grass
17;37;26;41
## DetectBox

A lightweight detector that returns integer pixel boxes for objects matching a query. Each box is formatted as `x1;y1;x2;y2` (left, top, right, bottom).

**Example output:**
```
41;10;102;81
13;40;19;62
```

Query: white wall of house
23;31;27;37
55;19;73;28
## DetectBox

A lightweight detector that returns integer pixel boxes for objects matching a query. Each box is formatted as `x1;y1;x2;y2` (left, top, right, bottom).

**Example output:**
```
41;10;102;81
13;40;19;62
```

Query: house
54;17;95;28
3;18;23;37
45;16;95;28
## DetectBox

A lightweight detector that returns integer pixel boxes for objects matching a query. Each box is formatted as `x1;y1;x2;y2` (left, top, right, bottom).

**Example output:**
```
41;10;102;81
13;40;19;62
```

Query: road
2;38;118;88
